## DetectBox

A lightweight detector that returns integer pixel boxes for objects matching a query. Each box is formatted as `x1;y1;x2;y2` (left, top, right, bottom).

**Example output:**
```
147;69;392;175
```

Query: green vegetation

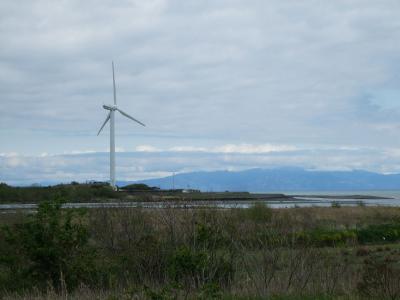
0;182;257;203
295;222;400;247
0;199;96;291
0;182;120;203
1;203;400;299
123;183;160;191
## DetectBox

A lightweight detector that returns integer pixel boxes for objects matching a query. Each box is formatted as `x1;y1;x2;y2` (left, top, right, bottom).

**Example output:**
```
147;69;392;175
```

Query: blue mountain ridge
118;168;400;192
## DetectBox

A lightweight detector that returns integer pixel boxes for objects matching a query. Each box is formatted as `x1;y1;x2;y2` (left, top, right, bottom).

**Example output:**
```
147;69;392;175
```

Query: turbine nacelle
103;104;117;111
98;105;146;135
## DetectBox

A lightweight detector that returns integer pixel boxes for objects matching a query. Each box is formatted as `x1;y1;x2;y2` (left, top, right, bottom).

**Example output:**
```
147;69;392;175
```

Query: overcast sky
1;0;400;184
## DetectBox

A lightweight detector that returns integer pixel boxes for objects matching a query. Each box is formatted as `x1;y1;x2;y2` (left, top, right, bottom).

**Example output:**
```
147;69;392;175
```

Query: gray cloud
1;0;400;180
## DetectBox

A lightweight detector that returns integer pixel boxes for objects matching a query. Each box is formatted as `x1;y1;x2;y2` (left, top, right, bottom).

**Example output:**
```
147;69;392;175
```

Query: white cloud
212;144;297;154
2;144;400;185
135;145;160;152
135;143;297;153
169;146;208;152
64;150;98;155
0;152;19;158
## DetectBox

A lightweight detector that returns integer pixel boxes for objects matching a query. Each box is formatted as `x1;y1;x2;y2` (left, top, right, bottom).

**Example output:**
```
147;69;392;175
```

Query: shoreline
0;192;398;211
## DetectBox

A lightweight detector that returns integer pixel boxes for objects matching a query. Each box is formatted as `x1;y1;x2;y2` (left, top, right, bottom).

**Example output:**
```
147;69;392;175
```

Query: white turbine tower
97;62;145;190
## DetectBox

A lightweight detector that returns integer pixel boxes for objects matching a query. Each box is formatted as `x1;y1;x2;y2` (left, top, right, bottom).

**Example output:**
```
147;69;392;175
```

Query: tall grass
1;203;400;299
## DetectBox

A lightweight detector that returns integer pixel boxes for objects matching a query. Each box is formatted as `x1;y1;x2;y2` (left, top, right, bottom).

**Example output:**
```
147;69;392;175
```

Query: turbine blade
97;112;111;135
117;108;145;127
112;61;117;105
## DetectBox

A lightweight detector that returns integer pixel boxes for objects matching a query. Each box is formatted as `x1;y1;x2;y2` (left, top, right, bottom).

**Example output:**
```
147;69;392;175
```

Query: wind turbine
97;62;145;190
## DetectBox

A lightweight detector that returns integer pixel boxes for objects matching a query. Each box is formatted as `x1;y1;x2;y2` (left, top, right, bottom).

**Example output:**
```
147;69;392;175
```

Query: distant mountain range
118;168;400;192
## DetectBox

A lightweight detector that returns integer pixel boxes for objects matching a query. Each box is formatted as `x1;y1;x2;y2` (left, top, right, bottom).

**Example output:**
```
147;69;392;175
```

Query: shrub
167;220;234;290
243;202;273;223
167;246;233;290
196;222;228;250
0;198;96;291
296;229;357;247
168;246;208;286
357;223;400;244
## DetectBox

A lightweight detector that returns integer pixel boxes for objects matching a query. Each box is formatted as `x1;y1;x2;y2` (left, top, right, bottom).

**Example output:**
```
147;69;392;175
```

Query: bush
123;183;159;191
296;228;357;247
167;246;233;290
295;222;400;247
167;221;234;290
0;198;96;291
357;223;400;244
240;202;273;223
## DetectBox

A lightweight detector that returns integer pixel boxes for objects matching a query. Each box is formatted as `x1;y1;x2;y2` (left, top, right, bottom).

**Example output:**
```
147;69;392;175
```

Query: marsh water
279;190;400;208
1;190;400;212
